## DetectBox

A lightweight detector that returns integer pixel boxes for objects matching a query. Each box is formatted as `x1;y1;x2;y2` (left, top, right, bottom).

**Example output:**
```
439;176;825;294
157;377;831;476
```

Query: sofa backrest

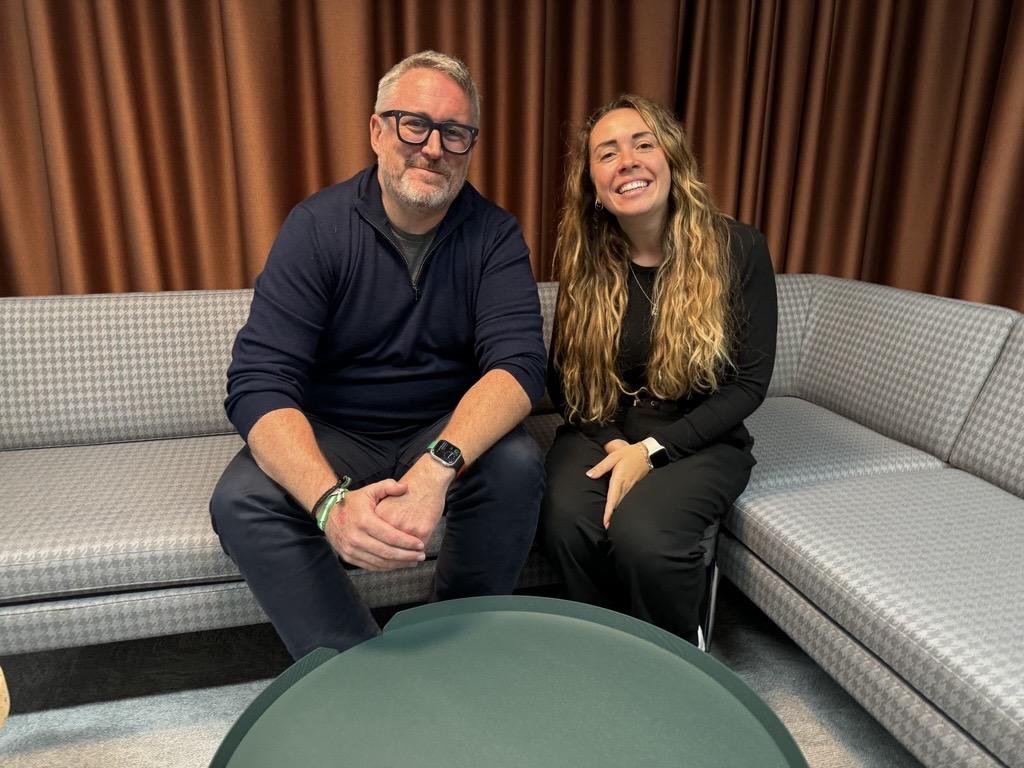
766;274;830;397
1;284;559;451
795;279;1016;461
0;290;253;450
950;317;1024;498
538;281;557;351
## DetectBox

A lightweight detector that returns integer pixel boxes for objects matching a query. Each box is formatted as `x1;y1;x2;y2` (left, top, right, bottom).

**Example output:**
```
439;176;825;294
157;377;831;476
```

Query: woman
542;95;777;644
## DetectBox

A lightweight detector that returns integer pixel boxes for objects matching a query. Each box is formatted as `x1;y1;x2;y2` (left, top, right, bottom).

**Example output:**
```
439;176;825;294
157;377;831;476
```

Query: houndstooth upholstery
744;396;943;493
0;582;271;656
6;278;1023;768
0;290;253;450
0;427;551;604
950;317;1024;498
720;535;1006;768
0;435;246;603
523;412;563;453
766;274;829;397
796;280;1016;460
727;470;1024;768
537;282;557;352
0;550;559;656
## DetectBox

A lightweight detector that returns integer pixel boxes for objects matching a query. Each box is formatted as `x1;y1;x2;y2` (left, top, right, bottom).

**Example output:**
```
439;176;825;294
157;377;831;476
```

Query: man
210;51;546;659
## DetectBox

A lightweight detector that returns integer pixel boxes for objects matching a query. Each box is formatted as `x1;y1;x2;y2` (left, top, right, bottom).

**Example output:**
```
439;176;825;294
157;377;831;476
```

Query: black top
547;218;778;459
619;263;658;390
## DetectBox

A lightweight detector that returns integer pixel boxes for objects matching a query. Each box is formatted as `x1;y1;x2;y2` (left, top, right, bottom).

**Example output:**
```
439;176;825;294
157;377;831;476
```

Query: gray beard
383;162;465;212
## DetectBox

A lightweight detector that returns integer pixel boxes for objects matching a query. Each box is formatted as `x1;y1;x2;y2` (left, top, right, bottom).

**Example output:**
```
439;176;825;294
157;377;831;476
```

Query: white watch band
641;436;665;455
641;436;668;469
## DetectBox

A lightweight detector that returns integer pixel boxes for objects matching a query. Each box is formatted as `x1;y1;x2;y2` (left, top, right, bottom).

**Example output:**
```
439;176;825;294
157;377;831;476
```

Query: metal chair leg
699;563;721;652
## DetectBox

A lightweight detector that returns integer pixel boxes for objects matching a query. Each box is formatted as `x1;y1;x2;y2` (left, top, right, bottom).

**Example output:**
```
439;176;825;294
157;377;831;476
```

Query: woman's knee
607;504;704;577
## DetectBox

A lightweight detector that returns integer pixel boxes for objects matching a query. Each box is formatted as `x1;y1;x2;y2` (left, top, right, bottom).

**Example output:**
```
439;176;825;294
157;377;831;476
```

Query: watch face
649;448;669;468
431;440;462;467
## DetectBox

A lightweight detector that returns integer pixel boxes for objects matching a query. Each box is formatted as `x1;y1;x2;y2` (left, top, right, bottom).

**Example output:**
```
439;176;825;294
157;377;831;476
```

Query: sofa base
719;533;1006;768
0;553;560;657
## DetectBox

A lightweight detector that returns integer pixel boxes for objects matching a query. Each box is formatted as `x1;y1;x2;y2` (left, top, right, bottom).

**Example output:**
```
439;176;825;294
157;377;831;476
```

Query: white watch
641;437;669;468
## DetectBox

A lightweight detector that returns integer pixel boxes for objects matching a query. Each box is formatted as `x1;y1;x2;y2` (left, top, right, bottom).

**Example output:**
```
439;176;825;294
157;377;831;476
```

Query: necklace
629;265;658;318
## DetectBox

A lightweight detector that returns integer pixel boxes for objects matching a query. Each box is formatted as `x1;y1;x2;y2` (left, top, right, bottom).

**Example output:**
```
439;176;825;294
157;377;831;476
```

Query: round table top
215;596;807;768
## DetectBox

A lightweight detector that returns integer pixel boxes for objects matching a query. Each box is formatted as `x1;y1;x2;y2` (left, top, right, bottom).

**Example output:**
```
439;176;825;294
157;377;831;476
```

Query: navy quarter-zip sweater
225;166;546;440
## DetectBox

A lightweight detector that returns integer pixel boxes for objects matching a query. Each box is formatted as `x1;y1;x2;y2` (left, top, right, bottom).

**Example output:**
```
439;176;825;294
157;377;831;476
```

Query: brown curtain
0;0;681;293
1;1;1022;311
680;0;1024;309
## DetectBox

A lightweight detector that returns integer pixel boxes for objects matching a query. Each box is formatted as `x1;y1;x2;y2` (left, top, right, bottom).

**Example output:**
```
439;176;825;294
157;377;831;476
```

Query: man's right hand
324;479;427;571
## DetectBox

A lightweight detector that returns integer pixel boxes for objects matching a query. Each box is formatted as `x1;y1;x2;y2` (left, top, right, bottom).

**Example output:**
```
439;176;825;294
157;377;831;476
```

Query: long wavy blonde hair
553;95;735;425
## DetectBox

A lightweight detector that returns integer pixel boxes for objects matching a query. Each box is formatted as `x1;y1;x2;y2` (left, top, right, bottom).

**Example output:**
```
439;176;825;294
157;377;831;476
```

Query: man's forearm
436;368;532;465
247;408;339;513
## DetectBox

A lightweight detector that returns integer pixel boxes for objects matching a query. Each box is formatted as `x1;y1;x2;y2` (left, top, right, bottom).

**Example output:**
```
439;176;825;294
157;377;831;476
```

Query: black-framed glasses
378;110;479;154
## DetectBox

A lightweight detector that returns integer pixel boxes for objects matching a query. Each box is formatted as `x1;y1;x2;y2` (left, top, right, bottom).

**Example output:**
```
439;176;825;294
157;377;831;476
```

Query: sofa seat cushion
744;397;943;493
0;435;247;603
726;469;1024;766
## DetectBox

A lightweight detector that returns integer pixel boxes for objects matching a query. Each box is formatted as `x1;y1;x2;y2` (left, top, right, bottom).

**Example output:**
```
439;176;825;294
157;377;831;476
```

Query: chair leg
698;563;721;653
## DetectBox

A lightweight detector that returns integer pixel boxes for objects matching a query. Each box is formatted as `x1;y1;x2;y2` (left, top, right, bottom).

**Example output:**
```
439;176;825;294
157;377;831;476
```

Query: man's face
370;69;475;218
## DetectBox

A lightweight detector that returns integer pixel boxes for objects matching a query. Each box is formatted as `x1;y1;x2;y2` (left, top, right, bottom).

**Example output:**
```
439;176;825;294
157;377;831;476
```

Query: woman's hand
587;441;651;528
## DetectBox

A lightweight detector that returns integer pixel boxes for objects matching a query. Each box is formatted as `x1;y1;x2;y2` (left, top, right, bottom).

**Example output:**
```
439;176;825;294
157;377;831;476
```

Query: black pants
210;414;544;659
541;416;754;644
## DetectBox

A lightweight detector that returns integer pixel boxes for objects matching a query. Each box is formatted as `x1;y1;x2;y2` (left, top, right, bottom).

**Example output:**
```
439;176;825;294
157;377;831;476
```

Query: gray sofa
1;276;1021;767
0;287;560;658
728;275;1023;768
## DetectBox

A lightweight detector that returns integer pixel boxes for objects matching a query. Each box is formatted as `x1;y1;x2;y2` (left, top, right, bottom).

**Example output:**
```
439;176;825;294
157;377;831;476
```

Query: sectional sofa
1;276;1021;767
722;275;1024;768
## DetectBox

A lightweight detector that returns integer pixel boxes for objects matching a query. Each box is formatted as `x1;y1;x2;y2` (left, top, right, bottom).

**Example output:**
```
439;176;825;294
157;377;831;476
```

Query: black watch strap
427;438;465;475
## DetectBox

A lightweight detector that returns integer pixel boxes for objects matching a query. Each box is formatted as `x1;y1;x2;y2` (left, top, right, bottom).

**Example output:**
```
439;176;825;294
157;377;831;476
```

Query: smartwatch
641;437;670;469
427;438;465;475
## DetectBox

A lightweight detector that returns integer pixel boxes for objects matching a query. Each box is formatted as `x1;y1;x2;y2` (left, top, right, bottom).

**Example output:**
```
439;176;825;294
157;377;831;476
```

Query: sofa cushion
744;396;942;493
796;279;1016;460
0;435;249;603
766;274;827;397
950;317;1024;498
0;418;556;606
0;290;253;450
727;469;1024;767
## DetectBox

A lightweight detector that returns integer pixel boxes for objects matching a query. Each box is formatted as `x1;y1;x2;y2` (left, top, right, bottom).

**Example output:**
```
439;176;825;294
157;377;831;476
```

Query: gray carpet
0;582;923;767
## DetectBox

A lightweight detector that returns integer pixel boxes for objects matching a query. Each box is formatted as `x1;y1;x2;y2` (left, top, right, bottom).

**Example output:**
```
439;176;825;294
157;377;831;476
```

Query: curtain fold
1;0;1021;311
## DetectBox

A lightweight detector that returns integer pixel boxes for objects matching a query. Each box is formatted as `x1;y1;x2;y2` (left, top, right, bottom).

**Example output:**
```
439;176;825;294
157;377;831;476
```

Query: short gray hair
375;50;480;124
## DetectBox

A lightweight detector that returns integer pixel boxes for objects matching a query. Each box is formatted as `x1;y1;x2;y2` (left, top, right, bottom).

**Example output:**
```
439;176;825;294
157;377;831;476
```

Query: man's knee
209;457;248;545
474;427;545;494
209;449;288;542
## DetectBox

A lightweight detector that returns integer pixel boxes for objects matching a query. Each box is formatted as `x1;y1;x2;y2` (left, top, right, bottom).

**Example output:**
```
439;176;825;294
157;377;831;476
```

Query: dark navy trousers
210;414;544;659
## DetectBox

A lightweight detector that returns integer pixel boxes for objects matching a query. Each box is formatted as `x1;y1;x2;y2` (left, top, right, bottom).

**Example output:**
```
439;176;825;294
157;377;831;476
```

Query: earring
594;199;604;211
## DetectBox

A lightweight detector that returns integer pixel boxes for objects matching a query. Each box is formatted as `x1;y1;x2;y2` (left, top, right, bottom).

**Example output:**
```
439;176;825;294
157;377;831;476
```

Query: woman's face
588;108;671;229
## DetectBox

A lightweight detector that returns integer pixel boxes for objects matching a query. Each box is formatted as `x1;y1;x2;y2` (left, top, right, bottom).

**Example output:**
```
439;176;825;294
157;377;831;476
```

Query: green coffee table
211;596;807;767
